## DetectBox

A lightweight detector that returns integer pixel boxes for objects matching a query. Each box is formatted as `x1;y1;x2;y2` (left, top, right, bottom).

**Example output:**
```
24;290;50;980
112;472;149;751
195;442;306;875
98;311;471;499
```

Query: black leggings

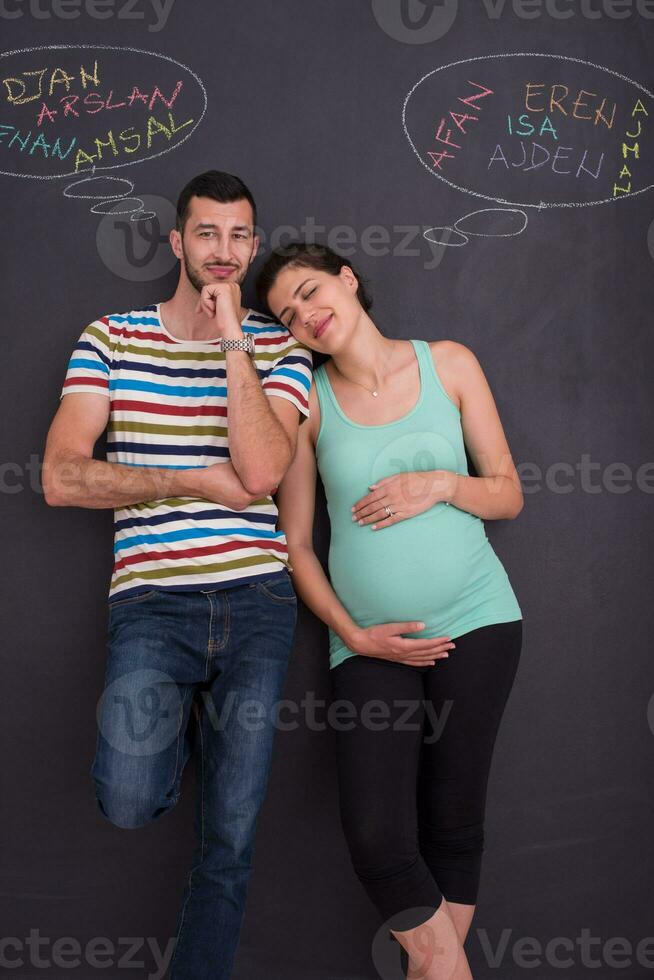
331;620;522;931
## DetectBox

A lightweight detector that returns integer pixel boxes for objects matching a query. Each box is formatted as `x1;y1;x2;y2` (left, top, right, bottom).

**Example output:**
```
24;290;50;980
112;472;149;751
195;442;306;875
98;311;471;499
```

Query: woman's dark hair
255;241;373;317
176;170;258;232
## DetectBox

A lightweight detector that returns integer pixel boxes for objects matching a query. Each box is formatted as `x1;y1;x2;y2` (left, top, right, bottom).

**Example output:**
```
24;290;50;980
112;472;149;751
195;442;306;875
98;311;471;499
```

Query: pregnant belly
328;507;484;628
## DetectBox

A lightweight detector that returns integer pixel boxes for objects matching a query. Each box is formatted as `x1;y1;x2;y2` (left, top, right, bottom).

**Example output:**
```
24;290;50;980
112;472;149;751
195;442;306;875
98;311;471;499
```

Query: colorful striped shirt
60;303;313;602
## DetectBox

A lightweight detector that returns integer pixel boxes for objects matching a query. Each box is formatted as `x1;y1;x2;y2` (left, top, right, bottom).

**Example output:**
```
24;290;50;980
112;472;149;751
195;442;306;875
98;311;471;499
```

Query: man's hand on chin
195;282;244;336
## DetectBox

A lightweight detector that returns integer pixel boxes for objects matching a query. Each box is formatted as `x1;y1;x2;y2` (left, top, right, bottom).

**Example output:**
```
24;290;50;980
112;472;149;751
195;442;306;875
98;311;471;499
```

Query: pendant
372;391;378;397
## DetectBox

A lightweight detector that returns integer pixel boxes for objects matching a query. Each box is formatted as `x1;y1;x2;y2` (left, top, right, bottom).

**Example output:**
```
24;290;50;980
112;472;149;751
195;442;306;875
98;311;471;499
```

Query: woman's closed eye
287;286;317;327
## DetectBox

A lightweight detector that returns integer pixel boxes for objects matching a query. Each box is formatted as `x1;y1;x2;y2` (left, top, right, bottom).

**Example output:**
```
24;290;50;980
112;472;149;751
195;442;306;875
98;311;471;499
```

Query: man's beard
182;250;244;294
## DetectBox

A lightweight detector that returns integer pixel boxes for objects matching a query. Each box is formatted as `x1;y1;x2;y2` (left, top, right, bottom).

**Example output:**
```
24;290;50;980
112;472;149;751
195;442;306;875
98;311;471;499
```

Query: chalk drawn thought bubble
0;44;207;179
403;53;653;209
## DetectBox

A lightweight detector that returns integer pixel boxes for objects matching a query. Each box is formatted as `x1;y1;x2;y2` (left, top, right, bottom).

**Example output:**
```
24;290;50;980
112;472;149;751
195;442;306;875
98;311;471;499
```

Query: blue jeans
90;570;298;979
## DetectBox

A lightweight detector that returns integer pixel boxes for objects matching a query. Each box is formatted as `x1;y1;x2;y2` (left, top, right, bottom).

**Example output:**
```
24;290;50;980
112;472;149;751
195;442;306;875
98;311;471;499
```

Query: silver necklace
333;343;395;397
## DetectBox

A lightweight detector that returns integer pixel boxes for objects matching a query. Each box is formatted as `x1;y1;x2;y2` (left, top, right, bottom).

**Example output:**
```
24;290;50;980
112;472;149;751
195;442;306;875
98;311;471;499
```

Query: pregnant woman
256;243;524;980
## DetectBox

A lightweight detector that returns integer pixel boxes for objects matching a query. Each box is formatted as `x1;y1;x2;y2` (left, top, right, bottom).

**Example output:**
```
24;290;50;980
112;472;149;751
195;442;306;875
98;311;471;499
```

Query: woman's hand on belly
351;470;453;530
347;621;456;666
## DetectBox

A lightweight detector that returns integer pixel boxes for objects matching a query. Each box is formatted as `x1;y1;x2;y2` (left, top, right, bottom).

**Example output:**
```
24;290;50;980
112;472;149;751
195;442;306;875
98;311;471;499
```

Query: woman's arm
275;387;454;667
275;409;359;647
442;341;524;519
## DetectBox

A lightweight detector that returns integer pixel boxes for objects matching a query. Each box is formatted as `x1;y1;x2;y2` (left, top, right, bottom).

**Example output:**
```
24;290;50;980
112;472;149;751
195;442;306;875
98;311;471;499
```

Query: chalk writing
0;45;207;181
507;114;559;139
523;83;616;128
488;142;603;179
403;53;654;210
613;98;648;196
426;80;494;170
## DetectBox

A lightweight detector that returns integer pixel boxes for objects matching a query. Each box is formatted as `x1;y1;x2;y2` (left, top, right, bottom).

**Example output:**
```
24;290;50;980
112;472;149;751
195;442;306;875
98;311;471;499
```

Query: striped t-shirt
60;303;313;602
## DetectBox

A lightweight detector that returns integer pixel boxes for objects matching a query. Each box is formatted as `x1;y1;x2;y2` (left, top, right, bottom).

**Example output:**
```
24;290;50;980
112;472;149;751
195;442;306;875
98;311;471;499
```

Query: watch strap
220;334;255;356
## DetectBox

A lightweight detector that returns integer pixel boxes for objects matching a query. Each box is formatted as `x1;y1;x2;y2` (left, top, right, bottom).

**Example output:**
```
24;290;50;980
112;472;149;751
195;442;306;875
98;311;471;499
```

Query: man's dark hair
176;170;258;233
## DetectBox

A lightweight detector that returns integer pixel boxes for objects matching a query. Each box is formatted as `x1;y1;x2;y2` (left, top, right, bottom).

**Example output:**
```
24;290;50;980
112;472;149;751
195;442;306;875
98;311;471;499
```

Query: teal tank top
313;339;522;670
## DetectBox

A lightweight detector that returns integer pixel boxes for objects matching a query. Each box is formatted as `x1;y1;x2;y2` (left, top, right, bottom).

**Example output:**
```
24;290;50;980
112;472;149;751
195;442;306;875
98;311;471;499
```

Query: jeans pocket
108;589;159;610
255;574;297;604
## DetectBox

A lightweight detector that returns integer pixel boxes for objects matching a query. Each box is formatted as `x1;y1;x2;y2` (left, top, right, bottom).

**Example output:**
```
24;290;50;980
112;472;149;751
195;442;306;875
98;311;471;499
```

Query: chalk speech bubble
403;53;654;209
0;44;207;180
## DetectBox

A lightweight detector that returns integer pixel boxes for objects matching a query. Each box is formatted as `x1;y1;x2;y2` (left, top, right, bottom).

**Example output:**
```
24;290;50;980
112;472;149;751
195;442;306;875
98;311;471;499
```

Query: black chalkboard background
2;3;653;979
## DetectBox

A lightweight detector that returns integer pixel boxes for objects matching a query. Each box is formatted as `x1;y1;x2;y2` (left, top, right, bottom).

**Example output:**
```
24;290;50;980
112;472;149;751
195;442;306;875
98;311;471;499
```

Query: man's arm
223;349;302;494
194;283;313;495
43;392;264;510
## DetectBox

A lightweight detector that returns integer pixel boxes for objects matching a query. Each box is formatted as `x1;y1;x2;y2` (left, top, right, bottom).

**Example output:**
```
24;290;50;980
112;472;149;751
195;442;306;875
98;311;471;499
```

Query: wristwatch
219;334;256;357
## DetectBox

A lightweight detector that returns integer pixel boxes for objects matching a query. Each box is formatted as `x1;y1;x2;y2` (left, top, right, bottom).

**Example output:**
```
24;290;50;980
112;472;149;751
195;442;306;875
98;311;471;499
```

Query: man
42;170;313;979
